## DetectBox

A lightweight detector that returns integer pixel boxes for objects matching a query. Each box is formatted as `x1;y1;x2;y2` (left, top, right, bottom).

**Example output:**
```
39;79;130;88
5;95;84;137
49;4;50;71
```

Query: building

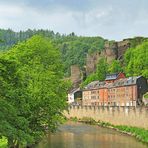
105;72;125;83
82;73;148;106
68;88;82;104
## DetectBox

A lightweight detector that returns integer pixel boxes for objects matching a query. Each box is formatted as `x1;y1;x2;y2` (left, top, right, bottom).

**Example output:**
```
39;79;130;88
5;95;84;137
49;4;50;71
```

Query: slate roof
84;81;105;90
106;76;138;88
105;73;119;81
83;76;142;90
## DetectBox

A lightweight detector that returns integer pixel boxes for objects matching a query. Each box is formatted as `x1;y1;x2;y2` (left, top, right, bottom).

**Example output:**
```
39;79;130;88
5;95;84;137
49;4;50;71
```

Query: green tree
81;73;98;88
81;58;108;87
0;58;32;147
96;58;108;81
124;41;148;78
108;60;122;73
0;35;69;147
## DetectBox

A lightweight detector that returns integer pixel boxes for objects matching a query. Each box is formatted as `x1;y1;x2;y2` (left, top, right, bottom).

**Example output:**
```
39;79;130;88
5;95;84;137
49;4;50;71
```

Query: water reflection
37;122;147;148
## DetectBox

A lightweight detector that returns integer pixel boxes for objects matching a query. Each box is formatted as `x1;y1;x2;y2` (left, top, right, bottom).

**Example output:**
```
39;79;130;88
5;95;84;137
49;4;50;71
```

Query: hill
0;29;148;85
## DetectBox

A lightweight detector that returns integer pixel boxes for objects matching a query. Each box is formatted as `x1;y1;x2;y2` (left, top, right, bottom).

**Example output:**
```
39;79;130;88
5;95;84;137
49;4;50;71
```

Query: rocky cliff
86;39;130;75
70;65;82;88
69;37;147;86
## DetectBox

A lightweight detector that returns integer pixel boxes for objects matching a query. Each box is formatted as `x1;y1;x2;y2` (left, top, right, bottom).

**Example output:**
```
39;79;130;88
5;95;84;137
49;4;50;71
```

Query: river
36;122;147;148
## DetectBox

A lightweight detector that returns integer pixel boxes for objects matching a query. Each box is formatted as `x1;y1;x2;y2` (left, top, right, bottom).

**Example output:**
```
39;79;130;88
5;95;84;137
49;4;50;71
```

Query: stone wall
64;106;148;129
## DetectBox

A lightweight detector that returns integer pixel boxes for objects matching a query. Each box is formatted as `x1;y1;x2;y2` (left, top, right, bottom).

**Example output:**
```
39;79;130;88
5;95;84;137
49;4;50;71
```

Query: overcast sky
0;0;148;40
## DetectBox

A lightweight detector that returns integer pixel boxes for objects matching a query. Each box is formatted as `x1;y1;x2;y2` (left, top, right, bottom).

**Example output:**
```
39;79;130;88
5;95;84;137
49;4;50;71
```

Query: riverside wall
64;106;148;129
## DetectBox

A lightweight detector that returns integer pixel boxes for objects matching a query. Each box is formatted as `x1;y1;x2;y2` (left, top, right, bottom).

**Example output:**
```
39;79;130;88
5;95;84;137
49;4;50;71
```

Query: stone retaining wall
64;106;148;129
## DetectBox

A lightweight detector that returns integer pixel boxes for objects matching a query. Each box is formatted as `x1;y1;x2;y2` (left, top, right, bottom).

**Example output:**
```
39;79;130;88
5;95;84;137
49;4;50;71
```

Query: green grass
80;117;96;125
114;125;148;144
0;137;7;148
69;117;79;122
97;121;148;145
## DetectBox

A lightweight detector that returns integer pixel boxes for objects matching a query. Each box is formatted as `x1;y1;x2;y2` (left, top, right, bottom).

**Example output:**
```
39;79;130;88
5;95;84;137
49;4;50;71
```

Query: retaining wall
64;106;148;129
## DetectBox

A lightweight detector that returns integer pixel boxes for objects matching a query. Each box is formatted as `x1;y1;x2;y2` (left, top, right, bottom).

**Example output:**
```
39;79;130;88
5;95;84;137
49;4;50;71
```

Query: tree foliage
0;57;33;147
81;73;98;87
0;28;148;89
124;41;148;78
56;36;105;76
81;58;108;87
96;58;108;81
0;35;69;147
108;60;122;74
0;29;106;76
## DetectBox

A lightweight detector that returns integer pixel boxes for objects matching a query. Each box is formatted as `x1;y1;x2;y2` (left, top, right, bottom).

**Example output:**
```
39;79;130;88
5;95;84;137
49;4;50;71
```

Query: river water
37;122;147;148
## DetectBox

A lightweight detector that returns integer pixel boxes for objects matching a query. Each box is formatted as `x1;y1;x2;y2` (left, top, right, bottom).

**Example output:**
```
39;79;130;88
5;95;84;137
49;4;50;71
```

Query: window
91;91;96;94
84;96;88;99
91;96;96;99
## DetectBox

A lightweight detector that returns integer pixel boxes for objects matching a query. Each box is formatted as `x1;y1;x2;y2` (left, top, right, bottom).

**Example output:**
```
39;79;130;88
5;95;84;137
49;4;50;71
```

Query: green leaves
57;36;105;76
81;58;108;87
108;60;122;74
0;35;69;147
124;41;148;78
96;58;108;81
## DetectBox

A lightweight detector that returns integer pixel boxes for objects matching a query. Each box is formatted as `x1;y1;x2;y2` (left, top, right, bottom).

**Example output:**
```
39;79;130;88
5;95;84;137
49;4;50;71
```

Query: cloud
0;0;148;40
0;4;23;17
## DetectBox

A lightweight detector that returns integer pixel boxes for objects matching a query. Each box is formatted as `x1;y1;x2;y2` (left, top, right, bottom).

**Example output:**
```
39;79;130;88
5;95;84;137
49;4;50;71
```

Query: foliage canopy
0;35;69;147
124;41;148;78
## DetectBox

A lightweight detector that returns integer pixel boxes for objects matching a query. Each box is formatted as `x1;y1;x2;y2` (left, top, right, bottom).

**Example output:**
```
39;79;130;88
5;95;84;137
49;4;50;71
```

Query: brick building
82;73;148;106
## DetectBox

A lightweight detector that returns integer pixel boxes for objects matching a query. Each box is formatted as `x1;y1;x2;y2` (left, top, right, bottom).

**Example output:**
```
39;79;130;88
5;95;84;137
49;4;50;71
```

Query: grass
69;117;148;145
0;137;7;148
98;121;148;145
69;117;79;122
114;125;148;144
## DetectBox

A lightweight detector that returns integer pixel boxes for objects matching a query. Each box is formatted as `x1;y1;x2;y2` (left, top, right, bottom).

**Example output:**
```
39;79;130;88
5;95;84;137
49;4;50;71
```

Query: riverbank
1;118;148;148
69;117;148;145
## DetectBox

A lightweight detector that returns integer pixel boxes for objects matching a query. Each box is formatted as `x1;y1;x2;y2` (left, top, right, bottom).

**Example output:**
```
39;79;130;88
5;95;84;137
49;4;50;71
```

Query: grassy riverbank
0;137;7;148
69;117;148;145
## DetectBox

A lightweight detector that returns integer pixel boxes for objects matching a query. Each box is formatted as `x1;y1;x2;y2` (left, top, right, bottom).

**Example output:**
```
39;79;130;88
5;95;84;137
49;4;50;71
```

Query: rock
70;65;82;87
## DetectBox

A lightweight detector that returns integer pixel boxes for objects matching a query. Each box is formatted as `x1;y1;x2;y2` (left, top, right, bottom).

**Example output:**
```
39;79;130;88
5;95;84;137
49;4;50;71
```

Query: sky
0;0;148;40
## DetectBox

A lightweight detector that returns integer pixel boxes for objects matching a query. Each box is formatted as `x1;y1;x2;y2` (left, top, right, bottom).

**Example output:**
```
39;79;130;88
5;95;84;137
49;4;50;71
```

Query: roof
105;73;119;81
83;76;142;91
68;88;81;94
85;81;99;89
84;81;106;90
106;76;138;88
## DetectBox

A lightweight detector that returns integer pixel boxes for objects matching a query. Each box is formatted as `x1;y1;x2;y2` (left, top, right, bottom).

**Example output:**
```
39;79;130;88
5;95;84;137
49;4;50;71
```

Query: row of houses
68;73;148;106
